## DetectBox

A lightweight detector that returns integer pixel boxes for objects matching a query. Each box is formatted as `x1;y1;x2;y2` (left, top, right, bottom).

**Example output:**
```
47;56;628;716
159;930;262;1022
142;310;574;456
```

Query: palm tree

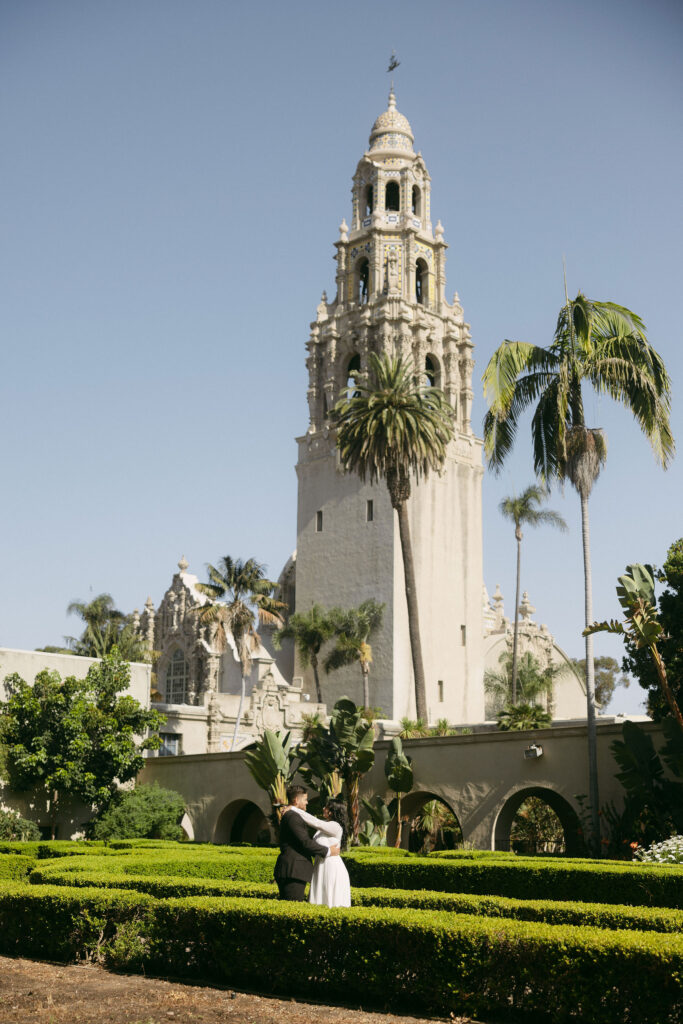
483;288;674;851
499;485;567;702
484;650;569;716
324;600;385;708
333;352;455;721
66;594;146;662
273;604;336;705
195;557;286;750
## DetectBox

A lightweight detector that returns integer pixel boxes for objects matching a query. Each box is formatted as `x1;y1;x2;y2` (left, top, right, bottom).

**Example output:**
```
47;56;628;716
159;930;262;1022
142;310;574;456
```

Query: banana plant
297;697;375;844
243;729;300;824
385;736;413;848
360;794;393;845
585;564;683;729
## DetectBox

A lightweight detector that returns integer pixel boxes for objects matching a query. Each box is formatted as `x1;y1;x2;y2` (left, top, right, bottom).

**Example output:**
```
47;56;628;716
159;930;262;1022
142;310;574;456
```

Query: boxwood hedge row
0;882;680;1023
27;864;683;934
27;846;683;907
346;853;683;907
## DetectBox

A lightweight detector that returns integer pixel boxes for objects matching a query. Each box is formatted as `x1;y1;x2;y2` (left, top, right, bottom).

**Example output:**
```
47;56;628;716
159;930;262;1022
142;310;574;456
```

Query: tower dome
368;88;414;154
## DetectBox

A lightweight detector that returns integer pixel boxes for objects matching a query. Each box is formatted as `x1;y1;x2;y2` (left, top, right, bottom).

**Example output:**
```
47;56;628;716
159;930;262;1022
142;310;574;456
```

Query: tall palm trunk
396;500;428;721
511;526;522;704
580;493;601;855
311;653;323;704
232;672;246;750
361;662;370;709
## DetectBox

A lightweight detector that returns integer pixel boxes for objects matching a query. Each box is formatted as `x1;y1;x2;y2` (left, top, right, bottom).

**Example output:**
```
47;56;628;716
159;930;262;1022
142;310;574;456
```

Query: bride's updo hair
325;799;349;851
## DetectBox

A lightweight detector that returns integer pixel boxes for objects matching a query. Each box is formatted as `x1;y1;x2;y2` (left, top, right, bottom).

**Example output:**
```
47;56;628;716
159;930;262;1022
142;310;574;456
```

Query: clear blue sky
2;0;681;715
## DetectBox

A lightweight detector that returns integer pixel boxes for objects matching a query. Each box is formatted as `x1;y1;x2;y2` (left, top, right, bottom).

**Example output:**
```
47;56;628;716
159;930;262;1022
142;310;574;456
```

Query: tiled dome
369;89;414;152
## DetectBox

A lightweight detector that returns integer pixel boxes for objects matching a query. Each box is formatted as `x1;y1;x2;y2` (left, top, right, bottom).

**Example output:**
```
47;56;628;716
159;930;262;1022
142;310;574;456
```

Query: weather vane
387;50;400;73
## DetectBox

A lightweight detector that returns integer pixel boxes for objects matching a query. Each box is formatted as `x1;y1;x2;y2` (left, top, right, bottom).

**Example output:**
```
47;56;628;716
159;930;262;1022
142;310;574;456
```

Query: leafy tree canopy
621;539;683;721
87;782;185;840
0;807;41;841
0;650;165;836
571;656;630;707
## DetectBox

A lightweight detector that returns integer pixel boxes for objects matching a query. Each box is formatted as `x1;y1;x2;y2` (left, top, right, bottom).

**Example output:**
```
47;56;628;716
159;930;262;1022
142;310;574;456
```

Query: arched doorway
212;799;273;846
493;787;582;856
387;790;463;852
180;812;195;842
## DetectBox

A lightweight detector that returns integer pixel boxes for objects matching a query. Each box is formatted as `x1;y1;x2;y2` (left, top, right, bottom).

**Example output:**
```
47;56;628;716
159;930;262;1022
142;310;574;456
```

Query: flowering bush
635;835;683;864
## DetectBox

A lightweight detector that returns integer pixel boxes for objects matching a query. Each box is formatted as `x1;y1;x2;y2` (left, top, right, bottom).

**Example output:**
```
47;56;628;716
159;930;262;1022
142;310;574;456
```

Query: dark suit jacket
274;808;329;883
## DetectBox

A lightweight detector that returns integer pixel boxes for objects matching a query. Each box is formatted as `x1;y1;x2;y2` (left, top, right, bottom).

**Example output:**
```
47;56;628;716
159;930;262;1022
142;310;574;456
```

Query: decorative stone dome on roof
368;88;414;153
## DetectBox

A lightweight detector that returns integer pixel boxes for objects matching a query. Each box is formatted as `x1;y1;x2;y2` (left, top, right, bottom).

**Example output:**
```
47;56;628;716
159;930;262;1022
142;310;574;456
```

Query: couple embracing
274;784;351;907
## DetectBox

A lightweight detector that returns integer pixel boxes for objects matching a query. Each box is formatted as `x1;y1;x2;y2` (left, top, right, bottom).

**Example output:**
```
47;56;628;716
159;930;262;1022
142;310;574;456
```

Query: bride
290;799;351;907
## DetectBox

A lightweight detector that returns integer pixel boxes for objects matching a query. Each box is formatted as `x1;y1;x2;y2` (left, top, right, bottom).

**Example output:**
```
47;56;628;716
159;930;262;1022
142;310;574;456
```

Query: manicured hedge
0;882;680;1023
32;850;278;884
28;864;683;934
346;854;683;908
0;856;36;881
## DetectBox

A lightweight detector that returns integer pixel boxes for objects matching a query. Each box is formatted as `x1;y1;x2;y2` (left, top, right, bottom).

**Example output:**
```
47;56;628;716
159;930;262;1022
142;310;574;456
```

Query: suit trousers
277;879;307;901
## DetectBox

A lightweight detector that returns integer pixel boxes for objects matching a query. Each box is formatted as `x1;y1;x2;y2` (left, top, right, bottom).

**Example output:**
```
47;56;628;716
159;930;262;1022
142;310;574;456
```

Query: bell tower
294;91;485;724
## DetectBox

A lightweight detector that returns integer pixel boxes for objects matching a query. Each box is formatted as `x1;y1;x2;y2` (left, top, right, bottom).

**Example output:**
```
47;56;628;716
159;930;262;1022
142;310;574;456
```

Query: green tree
324;600;385;708
87;782;185;840
0;650;164;837
244;729;300;824
621;539;683;721
0;808;41;841
63;593;147;662
273;604;336;705
333;352;455;721
385;736;413;848
359;795;393;845
498;485;567;701
571;656;630;708
510;797;565;855
411;799;462;853
195;557;286;749
484;650;569;717
483;288;674;851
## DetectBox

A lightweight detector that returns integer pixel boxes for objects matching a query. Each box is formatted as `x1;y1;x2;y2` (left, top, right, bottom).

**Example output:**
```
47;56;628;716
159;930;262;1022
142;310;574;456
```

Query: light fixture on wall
303;693;310;702
524;743;543;759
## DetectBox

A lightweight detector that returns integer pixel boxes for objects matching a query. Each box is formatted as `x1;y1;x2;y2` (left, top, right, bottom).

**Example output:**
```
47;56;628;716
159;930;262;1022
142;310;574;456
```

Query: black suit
274;808;328;901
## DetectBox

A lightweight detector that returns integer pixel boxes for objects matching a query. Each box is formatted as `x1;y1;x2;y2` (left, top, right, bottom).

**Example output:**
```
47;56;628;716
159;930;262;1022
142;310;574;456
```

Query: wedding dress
290;807;351;907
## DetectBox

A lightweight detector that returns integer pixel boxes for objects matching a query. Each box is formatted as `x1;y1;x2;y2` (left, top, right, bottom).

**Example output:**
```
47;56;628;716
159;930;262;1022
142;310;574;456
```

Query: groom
274;784;340;901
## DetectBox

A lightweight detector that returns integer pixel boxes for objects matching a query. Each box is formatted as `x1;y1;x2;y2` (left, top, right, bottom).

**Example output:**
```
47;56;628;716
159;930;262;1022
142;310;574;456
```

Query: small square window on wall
438;680;444;703
366;499;374;522
316;510;323;532
461;625;467;646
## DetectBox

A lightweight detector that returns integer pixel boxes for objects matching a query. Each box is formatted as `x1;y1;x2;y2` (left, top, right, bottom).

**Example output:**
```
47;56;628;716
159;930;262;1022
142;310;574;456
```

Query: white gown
290;807;351;908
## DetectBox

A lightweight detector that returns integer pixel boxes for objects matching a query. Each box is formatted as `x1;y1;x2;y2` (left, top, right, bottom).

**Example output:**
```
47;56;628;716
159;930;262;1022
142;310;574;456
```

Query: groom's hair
287;784;307;804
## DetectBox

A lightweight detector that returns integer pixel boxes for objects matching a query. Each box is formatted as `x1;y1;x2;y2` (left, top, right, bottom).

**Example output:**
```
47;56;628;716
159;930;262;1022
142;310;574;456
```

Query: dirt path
0;956;477;1024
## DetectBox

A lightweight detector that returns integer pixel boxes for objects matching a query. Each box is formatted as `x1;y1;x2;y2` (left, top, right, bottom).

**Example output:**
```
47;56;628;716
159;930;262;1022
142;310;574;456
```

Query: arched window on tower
364;184;374;216
425;355;437;387
415;258;429;306
412;185;421;216
385;180;400;211
346;353;361;398
357;258;370;305
165;649;189;705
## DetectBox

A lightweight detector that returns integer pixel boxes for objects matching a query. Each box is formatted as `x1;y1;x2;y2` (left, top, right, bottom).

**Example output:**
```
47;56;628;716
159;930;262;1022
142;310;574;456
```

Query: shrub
635;835;683;864
0;808;40;841
0;883;680;1023
27;864;683;934
87;783;186;841
345;853;683;908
